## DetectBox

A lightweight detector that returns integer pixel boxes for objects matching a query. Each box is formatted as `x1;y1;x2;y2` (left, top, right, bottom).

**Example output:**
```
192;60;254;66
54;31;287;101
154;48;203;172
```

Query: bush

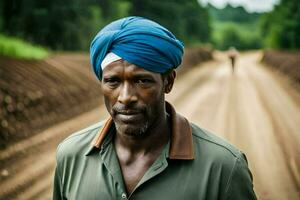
213;22;262;50
0;34;49;59
260;0;300;49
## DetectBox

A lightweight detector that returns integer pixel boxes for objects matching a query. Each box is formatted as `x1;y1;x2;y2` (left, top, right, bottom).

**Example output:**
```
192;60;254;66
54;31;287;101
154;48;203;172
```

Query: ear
164;70;176;94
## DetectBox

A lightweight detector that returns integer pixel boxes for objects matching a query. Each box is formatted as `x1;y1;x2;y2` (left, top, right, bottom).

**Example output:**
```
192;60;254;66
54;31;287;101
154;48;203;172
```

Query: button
121;193;127;199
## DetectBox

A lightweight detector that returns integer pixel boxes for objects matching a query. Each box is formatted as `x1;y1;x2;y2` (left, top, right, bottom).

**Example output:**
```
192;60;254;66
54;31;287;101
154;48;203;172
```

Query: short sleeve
225;153;257;200
52;148;65;200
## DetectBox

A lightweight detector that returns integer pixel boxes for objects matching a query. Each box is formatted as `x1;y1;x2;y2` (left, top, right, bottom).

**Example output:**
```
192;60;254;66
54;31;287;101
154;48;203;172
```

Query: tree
1;0;210;50
207;3;262;23
261;0;300;49
128;0;211;45
1;0;129;50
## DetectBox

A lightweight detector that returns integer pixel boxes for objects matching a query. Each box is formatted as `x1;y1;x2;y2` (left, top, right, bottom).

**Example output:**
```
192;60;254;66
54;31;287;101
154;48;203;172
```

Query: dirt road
0;52;299;199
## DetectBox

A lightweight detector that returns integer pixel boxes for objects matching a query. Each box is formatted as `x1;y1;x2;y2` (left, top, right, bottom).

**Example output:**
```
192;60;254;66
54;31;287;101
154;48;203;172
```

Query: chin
115;121;149;137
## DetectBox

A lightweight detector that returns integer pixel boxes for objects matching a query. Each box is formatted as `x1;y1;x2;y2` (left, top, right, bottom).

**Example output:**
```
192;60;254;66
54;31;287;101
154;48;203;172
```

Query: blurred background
0;0;299;199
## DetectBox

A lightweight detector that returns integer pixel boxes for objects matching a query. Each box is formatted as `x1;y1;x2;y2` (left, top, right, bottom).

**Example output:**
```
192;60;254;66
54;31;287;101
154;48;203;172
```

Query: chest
63;158;223;200
61;143;226;199
119;157;157;194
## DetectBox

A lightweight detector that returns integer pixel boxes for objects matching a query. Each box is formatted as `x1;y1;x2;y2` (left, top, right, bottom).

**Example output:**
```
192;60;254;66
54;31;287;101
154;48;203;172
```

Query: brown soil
0;54;103;149
262;50;300;84
0;49;212;150
177;47;213;74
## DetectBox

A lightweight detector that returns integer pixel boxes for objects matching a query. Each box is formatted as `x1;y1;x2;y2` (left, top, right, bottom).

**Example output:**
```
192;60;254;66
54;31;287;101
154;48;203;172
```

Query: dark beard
114;119;150;137
112;104;151;137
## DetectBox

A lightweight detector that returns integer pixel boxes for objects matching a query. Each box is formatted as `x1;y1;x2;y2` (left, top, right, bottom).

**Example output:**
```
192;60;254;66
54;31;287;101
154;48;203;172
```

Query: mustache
112;104;146;115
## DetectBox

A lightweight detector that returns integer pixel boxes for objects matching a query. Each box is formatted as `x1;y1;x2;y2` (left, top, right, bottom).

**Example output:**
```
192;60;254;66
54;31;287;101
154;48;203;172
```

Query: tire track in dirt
172;52;300;199
233;63;298;200
245;58;300;191
167;60;219;105
0;105;108;199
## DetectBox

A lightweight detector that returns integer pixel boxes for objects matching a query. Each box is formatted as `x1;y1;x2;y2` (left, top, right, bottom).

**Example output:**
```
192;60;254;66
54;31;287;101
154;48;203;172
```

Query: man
53;16;256;200
227;47;238;73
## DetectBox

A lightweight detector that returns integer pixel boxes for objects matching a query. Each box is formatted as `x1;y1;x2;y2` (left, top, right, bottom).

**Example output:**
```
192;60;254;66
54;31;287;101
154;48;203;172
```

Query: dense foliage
212;22;262;50
207;3;263;50
0;34;48;59
260;0;300;49
207;4;262;23
0;0;210;50
129;0;210;45
2;0;110;50
1;0;299;52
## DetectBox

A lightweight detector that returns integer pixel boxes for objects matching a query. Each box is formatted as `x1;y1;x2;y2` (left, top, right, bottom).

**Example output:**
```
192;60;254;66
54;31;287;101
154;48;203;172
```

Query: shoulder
191;123;241;157
190;123;246;169
56;121;105;162
190;123;256;198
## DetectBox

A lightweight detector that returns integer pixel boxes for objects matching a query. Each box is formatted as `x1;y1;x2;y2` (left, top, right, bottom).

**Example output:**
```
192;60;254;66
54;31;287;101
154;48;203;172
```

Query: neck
114;112;170;155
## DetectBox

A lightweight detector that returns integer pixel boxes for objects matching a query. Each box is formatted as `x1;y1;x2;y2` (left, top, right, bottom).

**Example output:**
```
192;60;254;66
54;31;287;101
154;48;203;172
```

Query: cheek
139;88;165;113
103;95;112;112
101;88;118;111
139;87;164;102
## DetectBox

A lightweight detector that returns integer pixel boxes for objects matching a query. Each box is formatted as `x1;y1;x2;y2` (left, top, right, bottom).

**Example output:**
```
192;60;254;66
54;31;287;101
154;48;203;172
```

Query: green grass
0;34;49;59
211;21;263;50
212;21;258;43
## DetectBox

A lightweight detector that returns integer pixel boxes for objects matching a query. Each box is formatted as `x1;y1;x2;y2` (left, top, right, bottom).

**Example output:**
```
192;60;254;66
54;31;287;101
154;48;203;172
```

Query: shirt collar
85;102;194;160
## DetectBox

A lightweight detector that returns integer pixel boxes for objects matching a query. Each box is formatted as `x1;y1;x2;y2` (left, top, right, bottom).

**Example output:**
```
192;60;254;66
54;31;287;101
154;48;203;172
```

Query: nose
117;82;138;105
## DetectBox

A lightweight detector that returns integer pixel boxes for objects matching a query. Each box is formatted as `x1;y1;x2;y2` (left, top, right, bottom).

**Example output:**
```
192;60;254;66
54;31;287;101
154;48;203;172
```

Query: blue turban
90;16;184;80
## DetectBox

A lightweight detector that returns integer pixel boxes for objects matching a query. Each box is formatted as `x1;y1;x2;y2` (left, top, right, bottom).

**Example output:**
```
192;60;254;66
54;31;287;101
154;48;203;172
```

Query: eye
136;78;153;84
103;77;120;87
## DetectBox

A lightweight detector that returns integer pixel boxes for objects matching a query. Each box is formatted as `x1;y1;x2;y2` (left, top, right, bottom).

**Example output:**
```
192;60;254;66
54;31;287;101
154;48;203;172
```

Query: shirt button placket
121;192;127;200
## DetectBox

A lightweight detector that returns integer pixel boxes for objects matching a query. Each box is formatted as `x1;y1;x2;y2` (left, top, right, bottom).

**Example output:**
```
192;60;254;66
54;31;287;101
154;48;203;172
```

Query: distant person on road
228;47;238;73
53;16;257;200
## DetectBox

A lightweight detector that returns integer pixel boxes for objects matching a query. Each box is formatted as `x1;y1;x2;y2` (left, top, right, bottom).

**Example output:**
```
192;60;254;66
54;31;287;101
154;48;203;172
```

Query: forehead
102;60;160;77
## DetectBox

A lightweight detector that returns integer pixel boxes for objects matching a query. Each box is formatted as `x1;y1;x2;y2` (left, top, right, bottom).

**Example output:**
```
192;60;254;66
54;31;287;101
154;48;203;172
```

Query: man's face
101;60;171;137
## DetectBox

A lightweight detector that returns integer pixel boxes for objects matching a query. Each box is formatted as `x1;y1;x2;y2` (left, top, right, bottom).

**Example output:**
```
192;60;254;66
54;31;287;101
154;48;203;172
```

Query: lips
115;110;143;122
117;110;140;115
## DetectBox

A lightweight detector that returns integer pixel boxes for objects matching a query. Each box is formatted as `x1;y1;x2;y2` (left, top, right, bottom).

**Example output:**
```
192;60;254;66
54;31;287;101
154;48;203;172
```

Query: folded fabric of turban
90;16;184;80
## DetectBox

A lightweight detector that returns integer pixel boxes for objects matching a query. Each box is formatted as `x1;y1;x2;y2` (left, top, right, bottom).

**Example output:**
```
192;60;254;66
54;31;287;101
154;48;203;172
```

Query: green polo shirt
53;104;256;200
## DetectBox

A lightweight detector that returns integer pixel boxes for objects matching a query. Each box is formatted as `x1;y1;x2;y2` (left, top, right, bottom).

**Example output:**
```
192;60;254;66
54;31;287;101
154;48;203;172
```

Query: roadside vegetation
207;4;263;50
207;0;299;51
260;0;300;49
0;0;210;52
0;34;49;59
211;21;262;50
0;0;298;58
